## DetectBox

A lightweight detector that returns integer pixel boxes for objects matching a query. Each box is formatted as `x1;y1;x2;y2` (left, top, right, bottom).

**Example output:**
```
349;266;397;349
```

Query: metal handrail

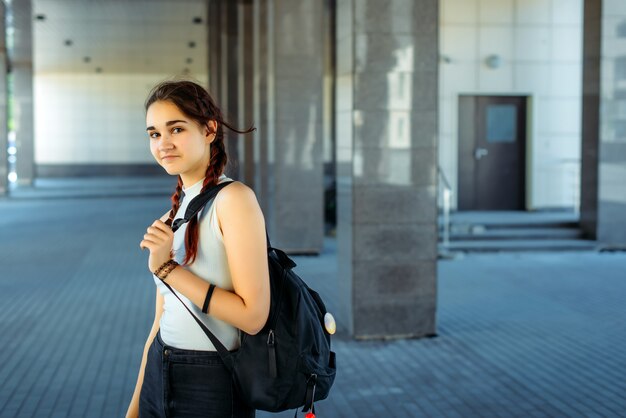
438;164;451;192
556;158;581;216
437;165;452;249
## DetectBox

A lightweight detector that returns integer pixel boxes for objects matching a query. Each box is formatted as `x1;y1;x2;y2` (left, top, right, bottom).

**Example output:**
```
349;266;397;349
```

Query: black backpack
162;180;337;416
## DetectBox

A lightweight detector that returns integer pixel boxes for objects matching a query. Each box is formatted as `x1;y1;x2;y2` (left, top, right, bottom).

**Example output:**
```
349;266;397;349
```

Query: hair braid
165;176;184;260
166;176;184;226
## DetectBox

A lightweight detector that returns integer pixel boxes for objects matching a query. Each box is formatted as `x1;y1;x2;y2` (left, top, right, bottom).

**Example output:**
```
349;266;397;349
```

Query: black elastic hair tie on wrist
202;283;216;314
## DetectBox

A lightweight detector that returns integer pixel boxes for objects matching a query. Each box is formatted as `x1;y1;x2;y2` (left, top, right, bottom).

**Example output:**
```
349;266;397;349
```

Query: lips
161;155;178;161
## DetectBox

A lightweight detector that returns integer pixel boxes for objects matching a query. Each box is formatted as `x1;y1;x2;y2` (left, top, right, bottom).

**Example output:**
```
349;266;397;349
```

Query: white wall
34;73;208;165
439;0;583;210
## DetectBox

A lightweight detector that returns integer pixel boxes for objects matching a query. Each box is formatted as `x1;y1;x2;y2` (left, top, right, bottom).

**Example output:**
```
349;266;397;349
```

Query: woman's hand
139;219;174;273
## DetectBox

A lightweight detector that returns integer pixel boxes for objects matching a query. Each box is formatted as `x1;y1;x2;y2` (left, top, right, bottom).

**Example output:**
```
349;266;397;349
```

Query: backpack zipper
266;266;288;379
267;329;277;378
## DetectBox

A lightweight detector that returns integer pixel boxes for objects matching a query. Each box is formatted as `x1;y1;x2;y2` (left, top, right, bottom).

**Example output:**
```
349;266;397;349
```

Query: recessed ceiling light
35;14;46;21
192;17;203;24
83;56;91;63
186;58;193;64
188;41;196;48
64;39;73;46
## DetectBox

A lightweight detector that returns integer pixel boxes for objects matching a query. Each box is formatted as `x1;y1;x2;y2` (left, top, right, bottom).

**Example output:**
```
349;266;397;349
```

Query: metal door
458;95;527;210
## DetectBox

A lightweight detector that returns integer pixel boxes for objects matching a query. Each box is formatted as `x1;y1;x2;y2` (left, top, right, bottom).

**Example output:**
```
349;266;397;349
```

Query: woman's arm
125;288;164;418
160;182;271;335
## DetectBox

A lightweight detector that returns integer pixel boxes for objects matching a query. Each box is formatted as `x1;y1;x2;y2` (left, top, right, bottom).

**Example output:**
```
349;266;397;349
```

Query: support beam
11;0;34;186
252;0;326;253
581;0;626;246
335;0;439;338
0;1;8;195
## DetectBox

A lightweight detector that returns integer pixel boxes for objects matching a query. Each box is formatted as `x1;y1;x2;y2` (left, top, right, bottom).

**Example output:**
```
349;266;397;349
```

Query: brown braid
164;176;184;260
166;176;184;226
145;78;255;266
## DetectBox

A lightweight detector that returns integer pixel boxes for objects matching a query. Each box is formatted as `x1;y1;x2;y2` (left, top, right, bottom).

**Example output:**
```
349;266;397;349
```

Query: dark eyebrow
146;120;188;131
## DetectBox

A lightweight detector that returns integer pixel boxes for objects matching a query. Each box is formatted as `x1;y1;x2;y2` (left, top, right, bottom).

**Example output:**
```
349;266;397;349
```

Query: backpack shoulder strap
171;181;234;232
170;180;273;250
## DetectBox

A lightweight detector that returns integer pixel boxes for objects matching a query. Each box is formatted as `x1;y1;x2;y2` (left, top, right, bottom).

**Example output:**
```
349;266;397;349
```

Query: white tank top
153;173;240;351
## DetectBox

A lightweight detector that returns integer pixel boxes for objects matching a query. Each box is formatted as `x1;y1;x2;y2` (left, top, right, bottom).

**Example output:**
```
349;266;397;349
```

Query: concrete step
4;176;174;200
436;210;591;252
445;227;585;241
438;210;580;229
439;239;598;253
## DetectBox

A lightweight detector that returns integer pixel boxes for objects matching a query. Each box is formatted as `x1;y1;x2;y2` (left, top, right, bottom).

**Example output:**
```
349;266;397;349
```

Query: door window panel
486;104;516;143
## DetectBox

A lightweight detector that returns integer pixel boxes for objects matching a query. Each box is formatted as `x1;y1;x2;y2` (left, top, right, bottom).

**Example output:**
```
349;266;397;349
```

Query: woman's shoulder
214;180;263;232
216;180;257;209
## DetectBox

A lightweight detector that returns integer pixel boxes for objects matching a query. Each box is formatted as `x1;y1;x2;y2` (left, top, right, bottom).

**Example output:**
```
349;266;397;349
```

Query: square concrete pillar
0;1;8;195
9;0;34;187
581;0;626;246
207;0;222;107
208;0;255;185
251;0;326;253
336;0;439;338
219;0;242;180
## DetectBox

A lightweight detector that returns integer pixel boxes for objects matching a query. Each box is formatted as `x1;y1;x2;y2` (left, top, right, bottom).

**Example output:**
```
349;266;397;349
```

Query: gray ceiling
32;0;208;74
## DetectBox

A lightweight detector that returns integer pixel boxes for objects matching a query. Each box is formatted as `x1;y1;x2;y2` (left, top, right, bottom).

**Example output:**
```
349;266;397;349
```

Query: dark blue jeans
139;330;255;418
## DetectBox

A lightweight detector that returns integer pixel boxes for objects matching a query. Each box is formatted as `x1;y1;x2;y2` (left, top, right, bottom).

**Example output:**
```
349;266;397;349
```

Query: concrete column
336;0;439;338
0;2;8;195
220;0;241;181
207;0;222;97
252;0;271;220
10;0;34;186
238;0;255;188
253;0;325;253
581;0;626;246
210;0;254;187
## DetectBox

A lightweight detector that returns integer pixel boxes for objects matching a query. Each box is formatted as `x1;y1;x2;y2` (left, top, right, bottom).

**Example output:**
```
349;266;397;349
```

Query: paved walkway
0;181;624;417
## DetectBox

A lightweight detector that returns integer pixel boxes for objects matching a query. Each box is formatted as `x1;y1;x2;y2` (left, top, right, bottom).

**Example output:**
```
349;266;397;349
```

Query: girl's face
146;100;215;187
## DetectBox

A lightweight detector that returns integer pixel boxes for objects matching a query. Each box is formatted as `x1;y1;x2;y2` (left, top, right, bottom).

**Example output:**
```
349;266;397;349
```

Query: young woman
125;79;271;418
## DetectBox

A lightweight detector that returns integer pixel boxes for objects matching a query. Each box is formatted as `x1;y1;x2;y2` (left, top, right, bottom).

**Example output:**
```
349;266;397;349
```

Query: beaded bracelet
154;259;179;281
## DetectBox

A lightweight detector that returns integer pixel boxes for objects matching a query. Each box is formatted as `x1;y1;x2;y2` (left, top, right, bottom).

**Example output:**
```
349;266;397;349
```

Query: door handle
474;148;489;160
